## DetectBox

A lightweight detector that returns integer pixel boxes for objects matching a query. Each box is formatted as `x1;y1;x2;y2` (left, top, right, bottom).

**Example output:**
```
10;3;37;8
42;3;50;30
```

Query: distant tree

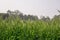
45;16;50;21
23;15;28;20
19;13;24;19
14;10;20;15
33;16;38;20
7;10;11;15
40;16;45;20
27;15;38;20
53;15;60;20
57;9;60;13
41;16;50;22
6;10;39;20
3;14;9;19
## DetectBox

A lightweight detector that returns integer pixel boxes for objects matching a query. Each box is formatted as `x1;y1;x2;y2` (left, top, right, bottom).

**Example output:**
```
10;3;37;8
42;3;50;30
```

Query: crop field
0;17;60;40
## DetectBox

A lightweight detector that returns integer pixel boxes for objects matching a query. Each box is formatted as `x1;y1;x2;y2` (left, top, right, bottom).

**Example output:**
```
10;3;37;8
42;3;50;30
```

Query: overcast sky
0;0;60;18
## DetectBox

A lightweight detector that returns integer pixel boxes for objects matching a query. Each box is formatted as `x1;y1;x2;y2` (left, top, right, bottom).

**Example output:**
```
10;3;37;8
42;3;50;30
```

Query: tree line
0;10;60;21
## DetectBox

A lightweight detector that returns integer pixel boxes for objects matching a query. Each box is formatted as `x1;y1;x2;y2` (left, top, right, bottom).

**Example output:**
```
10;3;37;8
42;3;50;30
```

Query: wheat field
0;17;60;40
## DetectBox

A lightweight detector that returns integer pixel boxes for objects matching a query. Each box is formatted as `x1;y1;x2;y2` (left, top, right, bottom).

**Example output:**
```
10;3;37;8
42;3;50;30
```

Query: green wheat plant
0;16;60;40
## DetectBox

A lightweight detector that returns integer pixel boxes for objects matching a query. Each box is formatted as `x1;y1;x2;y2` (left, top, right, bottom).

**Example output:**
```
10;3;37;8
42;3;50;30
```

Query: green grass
0;17;60;40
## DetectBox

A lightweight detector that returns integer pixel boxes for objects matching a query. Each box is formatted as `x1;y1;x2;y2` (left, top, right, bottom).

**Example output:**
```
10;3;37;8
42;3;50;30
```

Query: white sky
0;0;60;18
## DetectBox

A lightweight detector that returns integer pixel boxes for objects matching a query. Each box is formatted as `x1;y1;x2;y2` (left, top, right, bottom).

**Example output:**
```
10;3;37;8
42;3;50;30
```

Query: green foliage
0;16;60;40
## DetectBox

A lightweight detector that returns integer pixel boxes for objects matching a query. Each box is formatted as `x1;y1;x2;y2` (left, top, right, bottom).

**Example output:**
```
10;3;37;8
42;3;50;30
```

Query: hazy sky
0;0;60;18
